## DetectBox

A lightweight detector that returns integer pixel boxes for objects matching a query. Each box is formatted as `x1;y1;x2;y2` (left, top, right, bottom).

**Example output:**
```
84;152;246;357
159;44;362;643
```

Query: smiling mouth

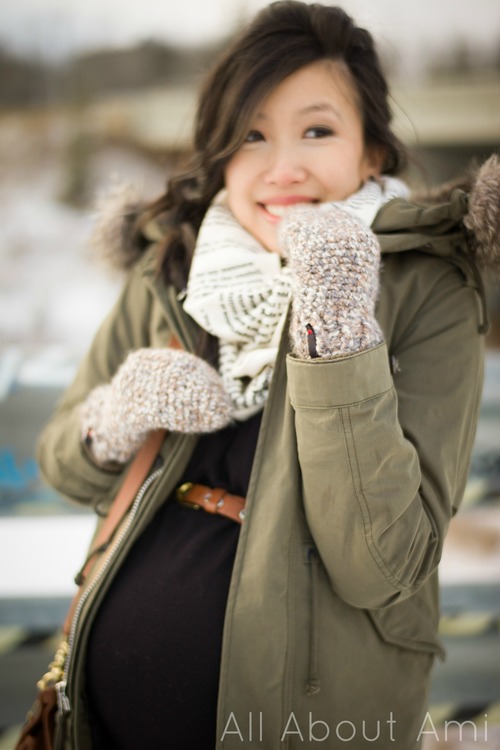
261;200;318;218
263;204;288;218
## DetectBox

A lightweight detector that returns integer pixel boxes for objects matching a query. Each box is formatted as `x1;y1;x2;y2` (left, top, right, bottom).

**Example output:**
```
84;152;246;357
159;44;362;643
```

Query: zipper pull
56;681;71;715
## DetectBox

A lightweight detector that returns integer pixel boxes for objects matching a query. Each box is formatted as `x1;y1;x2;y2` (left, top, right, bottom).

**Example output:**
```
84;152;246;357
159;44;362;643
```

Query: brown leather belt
175;482;246;524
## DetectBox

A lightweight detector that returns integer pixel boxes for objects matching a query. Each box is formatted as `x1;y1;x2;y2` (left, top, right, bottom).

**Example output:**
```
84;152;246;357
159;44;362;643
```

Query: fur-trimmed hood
413;154;500;273
462;155;500;272
88;154;500;276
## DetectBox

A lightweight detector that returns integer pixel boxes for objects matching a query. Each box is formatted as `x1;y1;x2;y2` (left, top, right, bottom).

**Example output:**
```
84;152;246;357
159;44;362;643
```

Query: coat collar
373;188;468;257
139;249;201;353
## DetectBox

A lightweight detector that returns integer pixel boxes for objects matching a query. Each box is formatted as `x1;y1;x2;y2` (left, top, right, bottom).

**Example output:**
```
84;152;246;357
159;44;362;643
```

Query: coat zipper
306;546;321;695
56;466;164;718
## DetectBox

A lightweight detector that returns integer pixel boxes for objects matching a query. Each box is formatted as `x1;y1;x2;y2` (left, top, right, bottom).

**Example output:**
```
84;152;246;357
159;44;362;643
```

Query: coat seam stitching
343;406;407;592
290;386;392;411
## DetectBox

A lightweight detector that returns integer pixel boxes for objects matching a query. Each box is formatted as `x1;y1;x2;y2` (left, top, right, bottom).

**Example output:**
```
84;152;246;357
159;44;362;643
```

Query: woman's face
224;60;383;253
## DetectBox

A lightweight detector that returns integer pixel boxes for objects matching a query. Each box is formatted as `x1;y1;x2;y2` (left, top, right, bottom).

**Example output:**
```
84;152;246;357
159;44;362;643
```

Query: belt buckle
176;482;200;510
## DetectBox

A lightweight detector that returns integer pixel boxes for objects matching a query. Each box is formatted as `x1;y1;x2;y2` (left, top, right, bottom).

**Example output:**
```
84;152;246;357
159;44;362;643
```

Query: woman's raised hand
280;204;384;359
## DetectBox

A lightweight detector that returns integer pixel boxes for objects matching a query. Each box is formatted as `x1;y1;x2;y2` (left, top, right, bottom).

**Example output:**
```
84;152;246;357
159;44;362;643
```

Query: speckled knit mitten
279;204;384;358
81;348;233;465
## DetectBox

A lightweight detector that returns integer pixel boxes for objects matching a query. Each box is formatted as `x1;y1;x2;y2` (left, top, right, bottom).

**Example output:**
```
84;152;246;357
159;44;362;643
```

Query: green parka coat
37;157;500;749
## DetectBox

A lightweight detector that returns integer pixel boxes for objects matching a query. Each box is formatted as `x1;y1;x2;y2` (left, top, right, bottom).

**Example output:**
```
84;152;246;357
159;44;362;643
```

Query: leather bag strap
62;334;181;634
93;428;166;555
63;427;166;634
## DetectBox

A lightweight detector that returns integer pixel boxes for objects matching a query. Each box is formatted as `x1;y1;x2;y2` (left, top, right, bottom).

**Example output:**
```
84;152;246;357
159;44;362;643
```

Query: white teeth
264;204;288;217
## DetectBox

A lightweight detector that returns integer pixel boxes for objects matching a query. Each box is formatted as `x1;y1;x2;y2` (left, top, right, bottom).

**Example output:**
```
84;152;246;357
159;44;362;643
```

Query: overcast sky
1;0;499;77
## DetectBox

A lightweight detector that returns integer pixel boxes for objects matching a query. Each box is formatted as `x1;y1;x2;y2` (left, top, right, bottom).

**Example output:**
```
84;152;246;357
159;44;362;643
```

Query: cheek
223;165;234;194
224;151;249;186
223;176;239;217
223;155;239;191
224;182;252;231
326;149;370;193
224;161;248;205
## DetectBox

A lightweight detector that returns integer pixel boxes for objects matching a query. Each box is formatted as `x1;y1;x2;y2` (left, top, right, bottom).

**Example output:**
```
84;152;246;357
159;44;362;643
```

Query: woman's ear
363;145;386;180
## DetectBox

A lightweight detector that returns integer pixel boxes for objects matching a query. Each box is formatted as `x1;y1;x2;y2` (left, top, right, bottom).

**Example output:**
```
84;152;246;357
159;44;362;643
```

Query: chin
260;238;279;254
259;231;280;255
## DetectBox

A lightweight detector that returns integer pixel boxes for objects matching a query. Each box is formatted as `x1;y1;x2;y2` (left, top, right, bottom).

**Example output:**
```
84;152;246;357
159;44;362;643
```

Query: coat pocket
367;587;445;660
304;544;322;695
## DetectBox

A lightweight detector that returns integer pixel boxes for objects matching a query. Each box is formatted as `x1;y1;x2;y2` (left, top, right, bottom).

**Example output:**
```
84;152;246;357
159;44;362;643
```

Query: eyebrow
298;102;344;120
254;102;344;122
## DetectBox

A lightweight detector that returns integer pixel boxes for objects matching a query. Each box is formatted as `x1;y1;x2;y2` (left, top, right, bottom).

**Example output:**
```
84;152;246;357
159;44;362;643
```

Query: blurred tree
0;46;49;107
0;39;228;109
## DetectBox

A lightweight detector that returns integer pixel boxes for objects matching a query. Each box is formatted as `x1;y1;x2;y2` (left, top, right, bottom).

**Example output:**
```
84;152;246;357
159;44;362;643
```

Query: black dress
86;412;262;750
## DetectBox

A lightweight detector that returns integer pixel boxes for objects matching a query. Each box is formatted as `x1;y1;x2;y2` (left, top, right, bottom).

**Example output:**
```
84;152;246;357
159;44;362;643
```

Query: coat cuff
286;343;392;408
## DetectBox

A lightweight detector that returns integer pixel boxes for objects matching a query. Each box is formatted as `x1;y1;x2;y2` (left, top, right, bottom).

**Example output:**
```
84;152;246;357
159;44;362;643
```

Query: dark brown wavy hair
138;0;407;291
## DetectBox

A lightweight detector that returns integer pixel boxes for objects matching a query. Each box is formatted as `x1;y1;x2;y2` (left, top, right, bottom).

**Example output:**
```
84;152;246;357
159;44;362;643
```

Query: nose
262;146;307;187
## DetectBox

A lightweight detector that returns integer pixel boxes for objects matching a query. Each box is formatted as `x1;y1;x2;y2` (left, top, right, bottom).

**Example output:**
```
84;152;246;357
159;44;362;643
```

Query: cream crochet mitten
81;348;233;465
280;204;384;358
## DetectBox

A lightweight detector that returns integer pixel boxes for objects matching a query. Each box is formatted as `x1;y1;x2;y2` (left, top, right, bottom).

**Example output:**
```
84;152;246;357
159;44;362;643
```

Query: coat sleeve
36;263;159;510
286;258;484;609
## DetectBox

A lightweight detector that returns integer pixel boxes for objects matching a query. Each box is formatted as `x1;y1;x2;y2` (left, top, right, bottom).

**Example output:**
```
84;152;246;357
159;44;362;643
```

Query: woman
35;2;499;748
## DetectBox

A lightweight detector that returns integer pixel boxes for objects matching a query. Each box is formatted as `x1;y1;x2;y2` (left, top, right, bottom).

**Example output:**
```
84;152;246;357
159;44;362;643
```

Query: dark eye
244;130;265;143
304;126;333;139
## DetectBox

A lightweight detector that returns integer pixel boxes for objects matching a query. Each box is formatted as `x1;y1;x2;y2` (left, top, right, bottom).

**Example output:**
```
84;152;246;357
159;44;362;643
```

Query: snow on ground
0;116;166;358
